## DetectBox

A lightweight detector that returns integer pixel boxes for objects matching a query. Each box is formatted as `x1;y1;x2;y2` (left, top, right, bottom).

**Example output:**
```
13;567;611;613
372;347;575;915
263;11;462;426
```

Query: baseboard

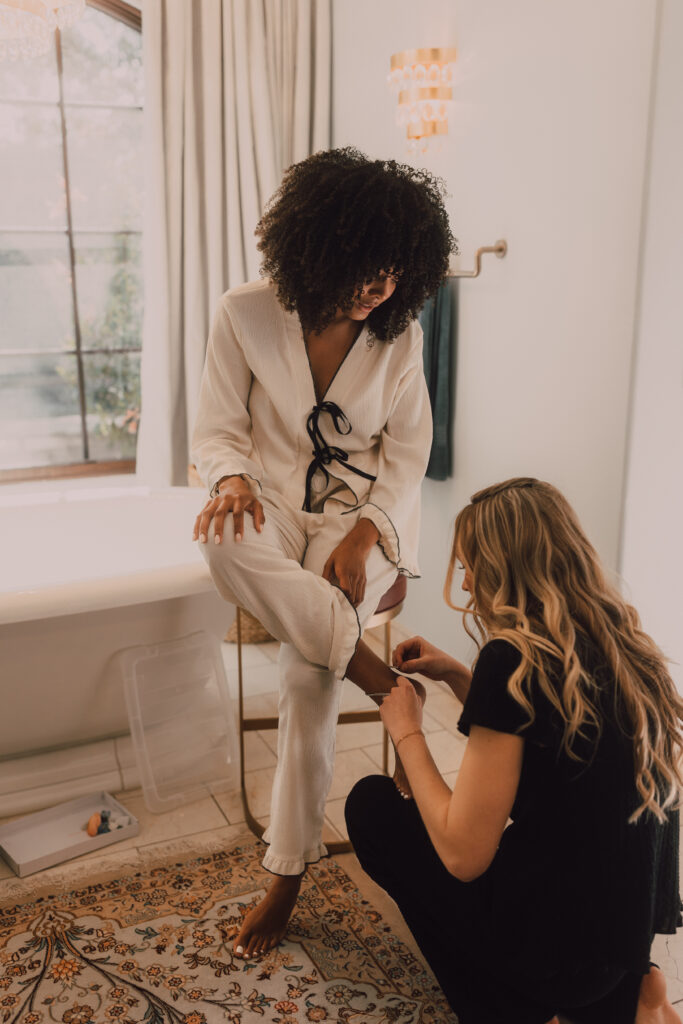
0;737;140;819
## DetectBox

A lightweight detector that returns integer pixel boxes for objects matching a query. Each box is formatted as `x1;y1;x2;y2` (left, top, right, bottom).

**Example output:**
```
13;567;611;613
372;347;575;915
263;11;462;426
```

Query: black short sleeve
458;639;533;739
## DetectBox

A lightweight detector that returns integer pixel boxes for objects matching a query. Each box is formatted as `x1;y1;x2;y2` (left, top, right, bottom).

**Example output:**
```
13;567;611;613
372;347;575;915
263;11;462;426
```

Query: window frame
0;0;142;486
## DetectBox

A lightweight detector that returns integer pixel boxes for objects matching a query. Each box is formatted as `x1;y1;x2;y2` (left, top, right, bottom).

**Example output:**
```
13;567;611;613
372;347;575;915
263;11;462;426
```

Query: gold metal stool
236;575;407;855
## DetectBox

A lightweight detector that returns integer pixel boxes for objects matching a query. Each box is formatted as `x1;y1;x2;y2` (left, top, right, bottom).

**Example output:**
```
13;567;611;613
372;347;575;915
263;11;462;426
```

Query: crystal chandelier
388;47;457;154
0;0;86;60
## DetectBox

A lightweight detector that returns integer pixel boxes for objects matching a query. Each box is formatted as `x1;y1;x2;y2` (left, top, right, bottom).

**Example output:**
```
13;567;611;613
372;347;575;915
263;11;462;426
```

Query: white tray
0;791;138;877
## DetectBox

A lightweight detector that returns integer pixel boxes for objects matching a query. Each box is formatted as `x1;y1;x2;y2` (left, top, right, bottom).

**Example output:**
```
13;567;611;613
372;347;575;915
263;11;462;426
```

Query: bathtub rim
0;563;216;625
0;483;216;625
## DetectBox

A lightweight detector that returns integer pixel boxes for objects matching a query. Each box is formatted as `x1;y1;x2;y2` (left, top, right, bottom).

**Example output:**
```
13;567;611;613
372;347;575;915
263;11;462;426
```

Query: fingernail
200;534;207;544
214;534;221;544
235;533;242;543
236;945;243;955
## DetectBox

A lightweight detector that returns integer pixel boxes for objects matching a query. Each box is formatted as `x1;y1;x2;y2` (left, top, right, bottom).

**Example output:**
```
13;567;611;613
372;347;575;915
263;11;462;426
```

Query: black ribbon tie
303;400;376;512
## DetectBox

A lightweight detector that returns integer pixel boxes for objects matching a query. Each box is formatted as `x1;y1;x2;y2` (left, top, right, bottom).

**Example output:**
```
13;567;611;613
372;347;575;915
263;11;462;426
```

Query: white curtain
137;0;331;486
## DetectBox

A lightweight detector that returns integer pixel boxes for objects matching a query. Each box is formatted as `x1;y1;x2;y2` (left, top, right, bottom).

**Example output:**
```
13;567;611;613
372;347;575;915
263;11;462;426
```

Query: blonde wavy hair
445;477;683;823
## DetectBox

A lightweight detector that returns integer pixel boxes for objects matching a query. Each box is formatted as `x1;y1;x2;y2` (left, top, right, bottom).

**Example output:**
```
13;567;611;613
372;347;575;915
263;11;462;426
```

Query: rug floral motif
0;839;456;1023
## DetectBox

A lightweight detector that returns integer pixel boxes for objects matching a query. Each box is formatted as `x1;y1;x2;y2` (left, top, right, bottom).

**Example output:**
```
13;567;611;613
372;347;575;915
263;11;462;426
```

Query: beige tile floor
1;621;682;1013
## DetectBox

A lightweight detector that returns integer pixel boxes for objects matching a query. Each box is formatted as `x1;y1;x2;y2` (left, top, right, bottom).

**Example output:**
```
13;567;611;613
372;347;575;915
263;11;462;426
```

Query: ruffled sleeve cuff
357;502;418;577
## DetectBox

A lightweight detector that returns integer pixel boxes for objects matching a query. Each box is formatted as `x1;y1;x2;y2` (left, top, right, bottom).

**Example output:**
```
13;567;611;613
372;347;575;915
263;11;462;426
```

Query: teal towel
419;280;456;480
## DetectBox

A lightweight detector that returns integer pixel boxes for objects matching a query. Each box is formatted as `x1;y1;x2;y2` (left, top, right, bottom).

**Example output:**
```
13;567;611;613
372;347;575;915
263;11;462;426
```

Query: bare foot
233;873;303;959
636;965;682;1024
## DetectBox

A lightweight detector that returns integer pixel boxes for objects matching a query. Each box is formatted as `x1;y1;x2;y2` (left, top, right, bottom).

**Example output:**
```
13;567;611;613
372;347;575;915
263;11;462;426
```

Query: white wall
621;0;683;691
333;0;658;659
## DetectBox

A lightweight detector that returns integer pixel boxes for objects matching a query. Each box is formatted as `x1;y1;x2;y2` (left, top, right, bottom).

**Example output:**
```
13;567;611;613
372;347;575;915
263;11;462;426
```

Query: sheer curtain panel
137;0;331;486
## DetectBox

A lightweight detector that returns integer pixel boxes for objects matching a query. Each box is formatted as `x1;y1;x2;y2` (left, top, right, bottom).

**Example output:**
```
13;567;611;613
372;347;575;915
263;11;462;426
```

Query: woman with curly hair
191;148;455;958
346;478;682;1024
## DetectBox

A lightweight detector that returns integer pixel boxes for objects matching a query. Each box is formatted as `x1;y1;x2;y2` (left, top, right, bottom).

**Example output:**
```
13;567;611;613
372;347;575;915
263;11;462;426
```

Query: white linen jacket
191;279;433;576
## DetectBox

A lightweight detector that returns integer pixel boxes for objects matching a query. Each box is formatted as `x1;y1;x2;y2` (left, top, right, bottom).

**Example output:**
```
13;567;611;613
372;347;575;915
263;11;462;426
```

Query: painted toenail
236;945;243;955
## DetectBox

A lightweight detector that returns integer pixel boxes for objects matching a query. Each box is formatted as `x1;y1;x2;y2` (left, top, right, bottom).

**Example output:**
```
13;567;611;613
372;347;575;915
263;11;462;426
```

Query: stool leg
237;607;266;840
237;608;245;789
381;621;391;776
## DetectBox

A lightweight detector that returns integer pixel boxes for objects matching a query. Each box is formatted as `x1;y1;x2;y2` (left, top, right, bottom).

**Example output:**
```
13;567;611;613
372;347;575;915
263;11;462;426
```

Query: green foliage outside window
58;235;142;452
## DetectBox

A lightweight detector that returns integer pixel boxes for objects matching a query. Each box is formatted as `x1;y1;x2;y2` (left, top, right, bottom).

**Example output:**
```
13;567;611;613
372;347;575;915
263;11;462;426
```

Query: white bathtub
0;486;231;814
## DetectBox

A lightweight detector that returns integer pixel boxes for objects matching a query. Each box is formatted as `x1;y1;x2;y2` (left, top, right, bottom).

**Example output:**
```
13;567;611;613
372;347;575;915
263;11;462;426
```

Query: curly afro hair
255;147;457;341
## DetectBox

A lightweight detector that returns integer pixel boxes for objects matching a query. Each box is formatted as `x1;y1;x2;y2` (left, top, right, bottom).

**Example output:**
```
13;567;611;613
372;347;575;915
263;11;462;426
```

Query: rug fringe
136;829;259;871
0;828;257;907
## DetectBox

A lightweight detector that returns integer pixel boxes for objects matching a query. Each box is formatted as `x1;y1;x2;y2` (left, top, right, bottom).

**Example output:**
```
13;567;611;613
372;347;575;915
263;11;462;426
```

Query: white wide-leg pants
200;490;398;875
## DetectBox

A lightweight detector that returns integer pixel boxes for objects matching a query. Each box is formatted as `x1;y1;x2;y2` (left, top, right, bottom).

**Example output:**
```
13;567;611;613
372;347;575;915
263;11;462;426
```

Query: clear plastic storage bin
119;631;239;813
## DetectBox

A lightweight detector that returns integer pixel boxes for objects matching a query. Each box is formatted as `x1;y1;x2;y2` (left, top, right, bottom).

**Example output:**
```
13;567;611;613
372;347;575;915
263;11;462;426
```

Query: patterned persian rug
0;837;456;1024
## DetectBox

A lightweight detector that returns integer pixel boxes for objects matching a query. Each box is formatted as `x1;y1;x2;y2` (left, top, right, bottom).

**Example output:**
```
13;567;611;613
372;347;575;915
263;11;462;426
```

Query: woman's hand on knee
322;519;380;606
193;477;265;544
322;537;367;606
323;545;367;606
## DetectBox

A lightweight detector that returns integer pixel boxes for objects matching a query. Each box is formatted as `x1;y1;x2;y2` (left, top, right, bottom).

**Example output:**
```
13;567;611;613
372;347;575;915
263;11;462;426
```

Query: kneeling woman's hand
193;476;265;545
393;636;473;704
392;635;454;680
379;676;423;745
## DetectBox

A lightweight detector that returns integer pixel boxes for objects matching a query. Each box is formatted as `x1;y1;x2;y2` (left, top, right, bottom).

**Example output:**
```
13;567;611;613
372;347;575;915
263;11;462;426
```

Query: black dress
345;637;681;1024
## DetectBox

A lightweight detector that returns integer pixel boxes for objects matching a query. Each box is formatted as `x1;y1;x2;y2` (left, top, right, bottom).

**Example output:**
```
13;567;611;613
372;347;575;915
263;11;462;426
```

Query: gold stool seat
236;575;407;855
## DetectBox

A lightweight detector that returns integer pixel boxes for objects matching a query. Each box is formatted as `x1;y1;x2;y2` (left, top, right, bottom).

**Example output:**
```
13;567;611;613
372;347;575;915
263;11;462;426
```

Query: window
0;0;142;481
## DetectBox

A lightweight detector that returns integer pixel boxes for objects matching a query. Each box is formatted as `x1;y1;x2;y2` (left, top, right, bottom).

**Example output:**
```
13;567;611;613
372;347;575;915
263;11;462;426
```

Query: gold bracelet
395;728;424;751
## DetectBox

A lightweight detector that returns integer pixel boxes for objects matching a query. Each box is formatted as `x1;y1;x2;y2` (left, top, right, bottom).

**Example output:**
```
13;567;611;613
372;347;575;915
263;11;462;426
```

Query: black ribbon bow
303;400;376;512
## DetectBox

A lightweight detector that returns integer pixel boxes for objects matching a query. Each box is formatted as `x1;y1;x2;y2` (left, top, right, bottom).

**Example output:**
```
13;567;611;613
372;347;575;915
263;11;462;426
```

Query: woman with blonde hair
346;477;682;1023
